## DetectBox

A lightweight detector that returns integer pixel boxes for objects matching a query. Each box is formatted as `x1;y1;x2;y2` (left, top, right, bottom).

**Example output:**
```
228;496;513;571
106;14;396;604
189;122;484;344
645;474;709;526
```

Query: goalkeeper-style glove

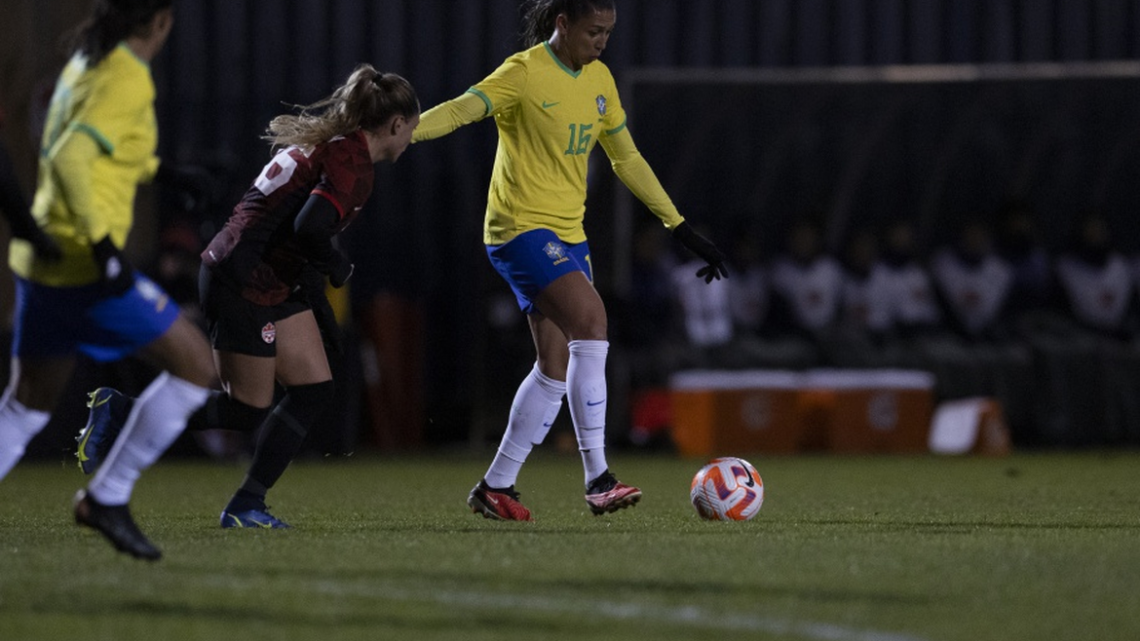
672;222;728;283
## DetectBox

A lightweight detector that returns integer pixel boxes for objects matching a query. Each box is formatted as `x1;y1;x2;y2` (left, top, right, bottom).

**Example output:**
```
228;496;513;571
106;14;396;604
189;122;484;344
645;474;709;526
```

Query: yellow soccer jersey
472;43;626;244
10;43;160;286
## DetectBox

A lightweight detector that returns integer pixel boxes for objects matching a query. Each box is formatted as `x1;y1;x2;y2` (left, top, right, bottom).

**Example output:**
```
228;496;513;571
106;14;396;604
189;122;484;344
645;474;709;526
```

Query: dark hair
521;0;616;48
265;64;420;150
65;0;174;65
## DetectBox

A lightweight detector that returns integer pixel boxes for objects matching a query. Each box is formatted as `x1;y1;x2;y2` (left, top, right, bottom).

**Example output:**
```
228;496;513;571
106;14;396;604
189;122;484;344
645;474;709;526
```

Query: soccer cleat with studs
467;480;533;521
73;489;162;561
76;387;133;475
584;469;642;515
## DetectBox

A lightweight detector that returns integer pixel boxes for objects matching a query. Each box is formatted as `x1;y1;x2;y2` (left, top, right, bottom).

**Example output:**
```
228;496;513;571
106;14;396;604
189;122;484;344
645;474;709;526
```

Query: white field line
191;574;931;641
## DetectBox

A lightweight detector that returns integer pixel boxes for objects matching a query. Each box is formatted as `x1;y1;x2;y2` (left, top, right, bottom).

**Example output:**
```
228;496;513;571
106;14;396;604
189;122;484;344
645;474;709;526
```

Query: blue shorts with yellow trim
486;228;592;314
12;274;180;362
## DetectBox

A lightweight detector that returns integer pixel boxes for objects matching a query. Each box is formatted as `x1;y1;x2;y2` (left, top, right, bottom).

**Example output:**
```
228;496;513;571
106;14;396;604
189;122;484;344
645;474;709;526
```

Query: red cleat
585;470;642;515
468;480;533;522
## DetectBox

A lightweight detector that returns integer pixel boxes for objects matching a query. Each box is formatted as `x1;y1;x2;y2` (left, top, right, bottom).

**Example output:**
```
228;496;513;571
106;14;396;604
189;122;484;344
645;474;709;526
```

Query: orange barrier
669;369;936;456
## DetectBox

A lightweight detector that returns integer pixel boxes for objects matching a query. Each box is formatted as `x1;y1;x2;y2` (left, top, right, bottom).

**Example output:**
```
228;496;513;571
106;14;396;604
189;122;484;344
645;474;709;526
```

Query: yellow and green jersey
10;42;160;286
415;42;684;245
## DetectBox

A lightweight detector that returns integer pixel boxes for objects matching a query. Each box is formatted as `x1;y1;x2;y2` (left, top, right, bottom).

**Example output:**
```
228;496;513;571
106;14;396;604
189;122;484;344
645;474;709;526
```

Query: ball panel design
690;457;764;521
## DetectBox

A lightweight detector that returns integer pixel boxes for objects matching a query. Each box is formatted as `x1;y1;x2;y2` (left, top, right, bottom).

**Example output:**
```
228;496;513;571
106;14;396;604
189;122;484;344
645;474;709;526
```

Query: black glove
327;250;354;288
19;226;63;262
298;265;344;355
91;235;134;295
672;221;728;283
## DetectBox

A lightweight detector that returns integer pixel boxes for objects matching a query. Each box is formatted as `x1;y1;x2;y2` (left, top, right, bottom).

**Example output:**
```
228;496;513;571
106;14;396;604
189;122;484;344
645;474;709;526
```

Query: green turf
1;451;1138;641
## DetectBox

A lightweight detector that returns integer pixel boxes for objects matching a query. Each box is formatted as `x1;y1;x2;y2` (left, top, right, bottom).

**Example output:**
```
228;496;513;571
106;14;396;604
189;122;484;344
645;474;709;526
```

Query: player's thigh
534;271;607;341
213;350;277;408
139;314;216;388
273;310;331;387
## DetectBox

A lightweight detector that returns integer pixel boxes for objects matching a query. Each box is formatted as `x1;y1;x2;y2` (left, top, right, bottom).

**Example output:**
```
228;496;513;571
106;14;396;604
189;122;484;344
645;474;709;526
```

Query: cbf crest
596;94;607;116
544;242;567;262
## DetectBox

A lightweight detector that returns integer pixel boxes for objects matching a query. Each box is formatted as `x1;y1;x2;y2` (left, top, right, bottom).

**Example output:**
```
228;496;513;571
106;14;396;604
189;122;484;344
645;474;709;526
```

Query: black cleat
74;490;162;561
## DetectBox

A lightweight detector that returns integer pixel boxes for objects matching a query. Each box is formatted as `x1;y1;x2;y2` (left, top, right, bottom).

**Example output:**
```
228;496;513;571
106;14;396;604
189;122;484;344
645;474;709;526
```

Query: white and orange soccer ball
690;457;764;521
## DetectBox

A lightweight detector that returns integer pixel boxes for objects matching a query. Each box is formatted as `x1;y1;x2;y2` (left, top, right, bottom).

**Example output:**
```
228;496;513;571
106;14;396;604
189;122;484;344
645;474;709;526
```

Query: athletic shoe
219;507;291;529
76;388;133;475
585;470;642;515
73;489;162;561
467;480;533;521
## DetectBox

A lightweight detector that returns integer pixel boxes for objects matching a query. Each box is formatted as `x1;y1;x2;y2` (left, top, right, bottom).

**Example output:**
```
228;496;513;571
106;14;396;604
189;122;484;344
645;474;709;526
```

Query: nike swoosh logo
542;101;560;109
486;495;500;506
586;400;605;407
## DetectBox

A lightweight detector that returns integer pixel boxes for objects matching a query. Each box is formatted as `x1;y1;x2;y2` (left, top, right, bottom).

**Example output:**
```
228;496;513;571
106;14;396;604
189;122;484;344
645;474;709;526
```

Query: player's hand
91;235;134;295
21;227;63;262
672;222;728;283
298;265;344;355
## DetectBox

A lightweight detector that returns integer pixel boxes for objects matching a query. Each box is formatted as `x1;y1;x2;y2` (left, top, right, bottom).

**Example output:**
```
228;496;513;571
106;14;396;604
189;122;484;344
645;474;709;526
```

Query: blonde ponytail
264;64;419;151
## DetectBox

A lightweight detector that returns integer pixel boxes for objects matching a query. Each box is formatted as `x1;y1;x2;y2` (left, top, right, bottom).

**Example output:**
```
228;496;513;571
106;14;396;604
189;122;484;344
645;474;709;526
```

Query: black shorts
199;267;309;357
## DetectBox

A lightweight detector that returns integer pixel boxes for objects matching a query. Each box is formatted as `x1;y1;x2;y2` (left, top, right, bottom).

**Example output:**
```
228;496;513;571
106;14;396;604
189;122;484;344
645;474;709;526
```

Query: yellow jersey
415;42;684;246
10;43;160;286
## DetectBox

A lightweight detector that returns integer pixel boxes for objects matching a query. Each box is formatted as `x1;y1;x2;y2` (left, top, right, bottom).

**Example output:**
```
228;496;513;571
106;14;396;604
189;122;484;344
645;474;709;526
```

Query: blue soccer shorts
11;273;180;363
486;228;593;314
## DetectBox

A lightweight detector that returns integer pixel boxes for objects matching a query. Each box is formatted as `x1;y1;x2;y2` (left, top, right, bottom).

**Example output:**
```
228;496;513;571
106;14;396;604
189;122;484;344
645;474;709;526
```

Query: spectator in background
670;229;734;366
1055;213;1137;339
994;200;1054;320
1027;213;1139;446
930;218;1013;341
928;218;1034;437
828;226;893;366
769;219;841;361
623;223;677;377
726;230;769;337
879;219;943;342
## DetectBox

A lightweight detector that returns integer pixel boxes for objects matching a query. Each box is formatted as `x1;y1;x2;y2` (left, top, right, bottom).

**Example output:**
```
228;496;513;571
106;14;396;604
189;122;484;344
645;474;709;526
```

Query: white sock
484;364;565;488
566;339;609;485
0;389;52;481
88;372;209;505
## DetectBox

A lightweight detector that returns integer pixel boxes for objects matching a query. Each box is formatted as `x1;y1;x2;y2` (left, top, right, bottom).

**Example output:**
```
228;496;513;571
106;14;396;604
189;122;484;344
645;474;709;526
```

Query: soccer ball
690;457;764;521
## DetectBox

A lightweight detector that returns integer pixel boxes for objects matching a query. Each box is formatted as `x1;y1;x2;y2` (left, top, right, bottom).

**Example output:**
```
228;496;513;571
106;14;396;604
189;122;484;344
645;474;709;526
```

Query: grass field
1;450;1139;641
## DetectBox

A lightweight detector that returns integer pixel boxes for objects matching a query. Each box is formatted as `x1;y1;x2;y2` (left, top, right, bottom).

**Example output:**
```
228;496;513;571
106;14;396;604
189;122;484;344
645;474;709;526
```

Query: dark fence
8;0;1140;455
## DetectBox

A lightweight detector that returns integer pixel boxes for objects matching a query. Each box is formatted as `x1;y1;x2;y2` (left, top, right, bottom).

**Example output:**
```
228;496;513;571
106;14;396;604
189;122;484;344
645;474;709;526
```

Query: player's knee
565;314;607;342
225;395;272;432
278;380;336;429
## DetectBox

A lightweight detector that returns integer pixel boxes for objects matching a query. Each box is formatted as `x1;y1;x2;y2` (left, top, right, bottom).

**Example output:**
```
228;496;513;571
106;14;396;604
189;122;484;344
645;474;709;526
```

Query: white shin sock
484;365;566;489
0;389;52;481
88;372;209;505
567;340;610;485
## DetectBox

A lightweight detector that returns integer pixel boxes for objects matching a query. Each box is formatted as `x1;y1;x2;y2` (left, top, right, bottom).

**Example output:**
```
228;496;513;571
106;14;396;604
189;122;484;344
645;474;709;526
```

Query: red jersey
203;130;374;305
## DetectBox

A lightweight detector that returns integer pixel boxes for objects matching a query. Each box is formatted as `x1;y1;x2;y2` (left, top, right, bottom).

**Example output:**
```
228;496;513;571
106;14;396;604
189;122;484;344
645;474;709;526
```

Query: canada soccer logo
261;322;276;344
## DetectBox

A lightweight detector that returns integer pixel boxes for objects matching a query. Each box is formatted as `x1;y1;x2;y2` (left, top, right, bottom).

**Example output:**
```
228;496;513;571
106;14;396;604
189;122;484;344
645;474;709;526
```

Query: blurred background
4;0;1140;462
